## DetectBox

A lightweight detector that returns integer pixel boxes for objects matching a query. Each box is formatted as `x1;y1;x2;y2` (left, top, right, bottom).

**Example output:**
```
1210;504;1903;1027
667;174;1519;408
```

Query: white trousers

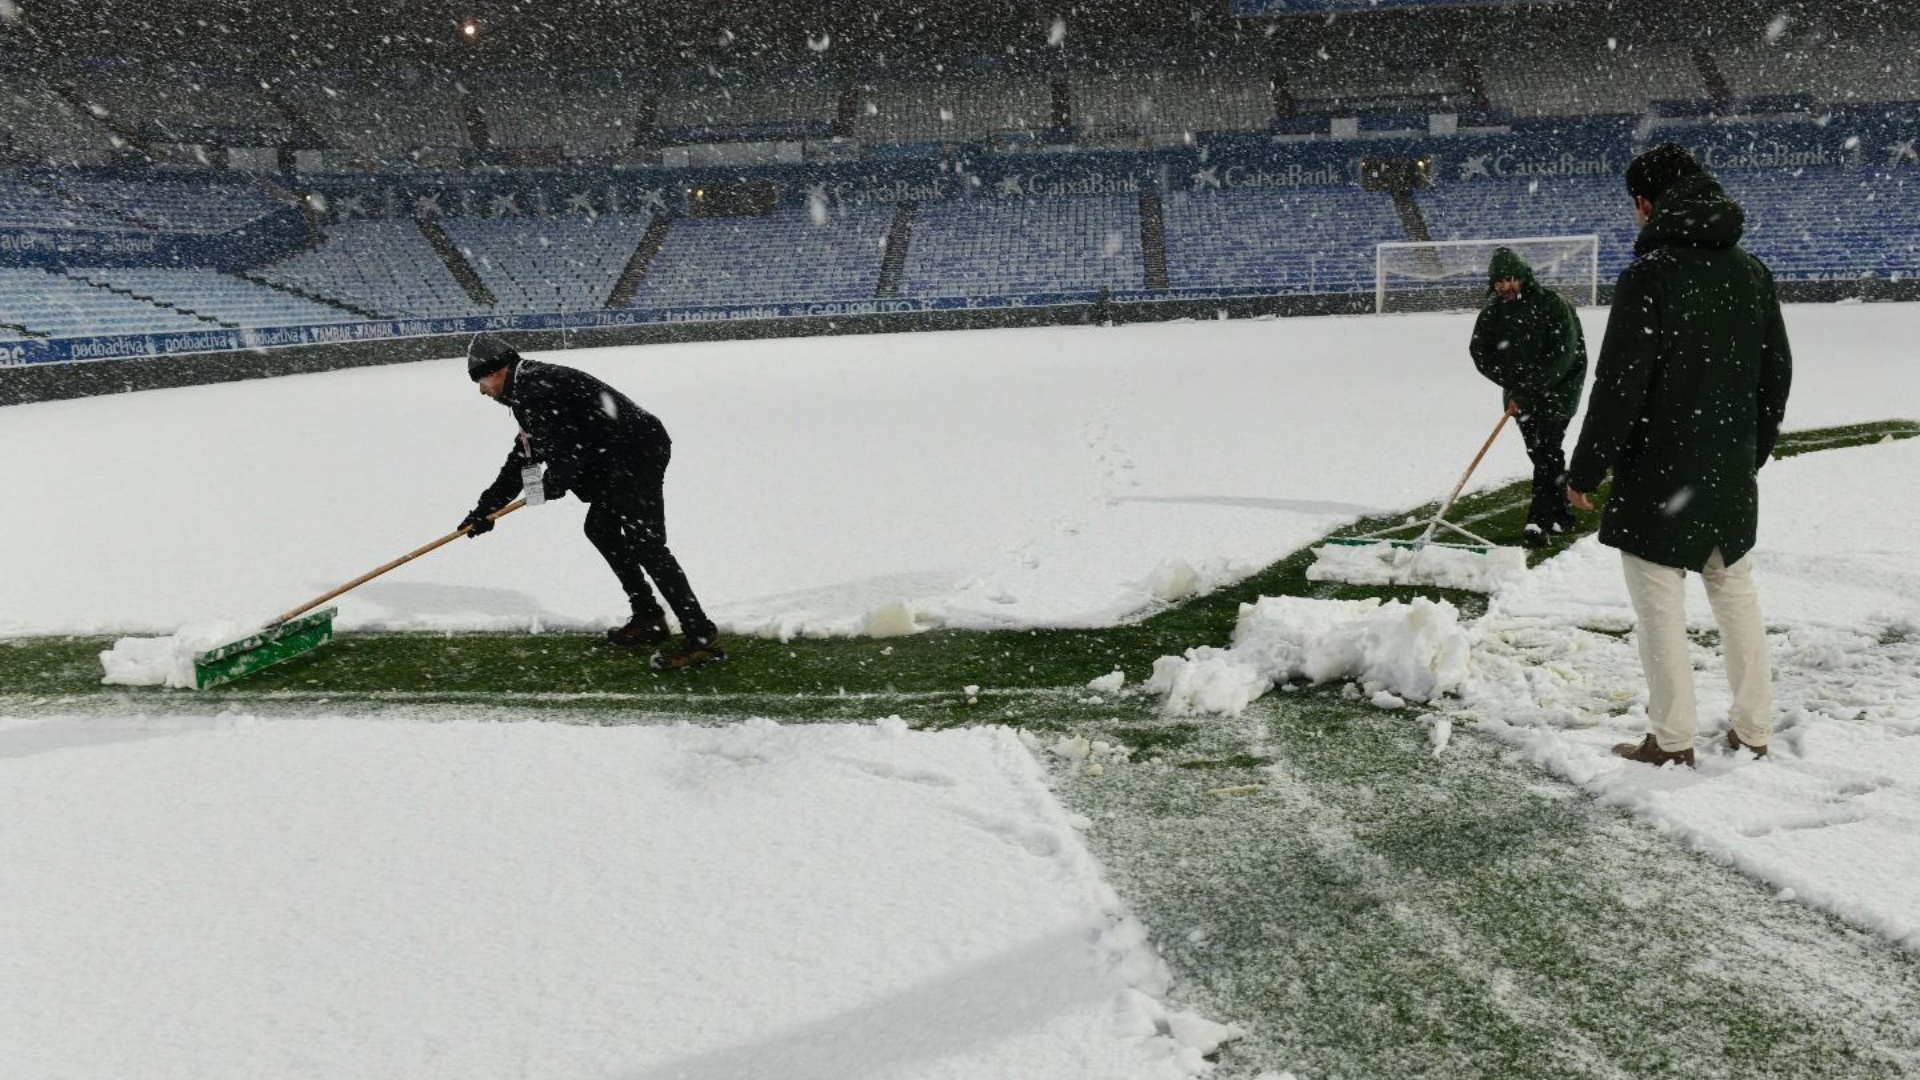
1620;549;1774;752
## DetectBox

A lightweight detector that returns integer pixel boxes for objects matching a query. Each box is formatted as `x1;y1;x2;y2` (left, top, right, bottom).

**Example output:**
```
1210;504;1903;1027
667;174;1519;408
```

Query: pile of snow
1149;596;1472;716
97;621;253;689
1306;540;1528;593
0;716;1239;1079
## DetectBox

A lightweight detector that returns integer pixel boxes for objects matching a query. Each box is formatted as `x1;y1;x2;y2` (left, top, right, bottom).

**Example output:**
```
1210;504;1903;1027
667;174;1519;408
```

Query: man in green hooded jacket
1468;246;1588;544
1566;144;1793;768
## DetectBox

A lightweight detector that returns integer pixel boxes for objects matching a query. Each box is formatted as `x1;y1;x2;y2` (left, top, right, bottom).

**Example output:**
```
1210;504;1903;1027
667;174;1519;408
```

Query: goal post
1375;235;1600;314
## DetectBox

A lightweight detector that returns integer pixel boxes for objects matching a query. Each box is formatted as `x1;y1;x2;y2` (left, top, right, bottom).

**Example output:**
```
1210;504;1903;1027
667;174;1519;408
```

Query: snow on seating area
66;268;356;328
1162;188;1400;294
631;208;892;308
0;267;217;338
902;196;1143;298
445;217;653;314
254;221;478;319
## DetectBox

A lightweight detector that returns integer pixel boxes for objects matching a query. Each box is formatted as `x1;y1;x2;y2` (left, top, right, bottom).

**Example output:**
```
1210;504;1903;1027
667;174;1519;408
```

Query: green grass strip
2;419;1912;721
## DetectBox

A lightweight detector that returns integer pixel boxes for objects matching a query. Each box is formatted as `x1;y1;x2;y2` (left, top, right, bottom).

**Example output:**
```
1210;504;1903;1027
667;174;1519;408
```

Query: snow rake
1328;402;1517;555
192;498;527;689
1310;404;1526;593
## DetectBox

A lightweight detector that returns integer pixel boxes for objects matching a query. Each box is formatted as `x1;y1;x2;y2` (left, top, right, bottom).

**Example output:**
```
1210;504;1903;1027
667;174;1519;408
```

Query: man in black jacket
462;333;723;671
1566;144;1791;767
1468;247;1588;546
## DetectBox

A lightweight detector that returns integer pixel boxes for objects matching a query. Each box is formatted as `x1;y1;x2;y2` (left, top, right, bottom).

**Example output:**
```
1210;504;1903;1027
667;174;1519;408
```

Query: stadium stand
1481;40;1704;117
0;180;141;231
1716;29;1920;105
1068;69;1273;138
1416;176;1641;277
280;70;470;157
1722;168;1920;280
444;217;653;313
658;68;841;139
62;62;293;143
56;179;286;233
854;74;1053;145
252;221;479;318
0;267;222;337
1285;49;1463;114
627;207;892;307
1161;189;1404;293
63;268;358;328
0;74;125;166
901;196;1143;296
476;71;646;156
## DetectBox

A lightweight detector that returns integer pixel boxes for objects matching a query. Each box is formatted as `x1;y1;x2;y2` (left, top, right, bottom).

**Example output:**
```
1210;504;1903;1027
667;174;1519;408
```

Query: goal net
1375;235;1599;314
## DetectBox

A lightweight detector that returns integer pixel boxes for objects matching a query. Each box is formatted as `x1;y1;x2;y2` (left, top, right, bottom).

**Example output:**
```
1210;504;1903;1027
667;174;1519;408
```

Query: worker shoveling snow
1148;595;1474;716
1306;540;1529;593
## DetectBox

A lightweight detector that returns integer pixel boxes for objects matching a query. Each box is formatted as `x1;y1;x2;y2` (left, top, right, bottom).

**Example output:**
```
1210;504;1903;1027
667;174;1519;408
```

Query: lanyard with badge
518;431;547;506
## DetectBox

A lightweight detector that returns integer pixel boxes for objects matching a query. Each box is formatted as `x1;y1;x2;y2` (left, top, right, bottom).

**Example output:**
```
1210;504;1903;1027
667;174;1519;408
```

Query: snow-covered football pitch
4;305;1919;1079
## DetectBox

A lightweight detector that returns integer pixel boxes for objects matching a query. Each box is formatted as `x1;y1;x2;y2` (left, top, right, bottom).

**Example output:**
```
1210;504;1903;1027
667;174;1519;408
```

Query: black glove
542;475;569;502
460;508;496;537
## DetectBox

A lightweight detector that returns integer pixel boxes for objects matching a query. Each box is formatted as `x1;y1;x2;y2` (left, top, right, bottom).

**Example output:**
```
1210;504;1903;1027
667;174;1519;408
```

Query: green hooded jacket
1467;247;1588;422
1567;172;1793;571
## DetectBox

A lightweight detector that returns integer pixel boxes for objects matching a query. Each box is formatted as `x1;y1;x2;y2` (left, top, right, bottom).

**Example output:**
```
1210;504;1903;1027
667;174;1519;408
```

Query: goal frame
1375;234;1601;314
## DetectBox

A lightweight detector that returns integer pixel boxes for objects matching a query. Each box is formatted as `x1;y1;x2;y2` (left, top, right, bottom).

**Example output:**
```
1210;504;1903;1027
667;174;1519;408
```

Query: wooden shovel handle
1416;403;1518;546
269;498;528;627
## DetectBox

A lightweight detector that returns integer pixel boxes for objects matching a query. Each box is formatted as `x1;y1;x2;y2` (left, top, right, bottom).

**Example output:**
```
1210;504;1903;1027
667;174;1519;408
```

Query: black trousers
1515;409;1573;529
581;452;714;640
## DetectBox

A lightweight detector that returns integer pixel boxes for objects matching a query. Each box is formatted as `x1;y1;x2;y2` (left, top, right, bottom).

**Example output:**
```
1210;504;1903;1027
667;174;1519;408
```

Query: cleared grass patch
3;419;1912;722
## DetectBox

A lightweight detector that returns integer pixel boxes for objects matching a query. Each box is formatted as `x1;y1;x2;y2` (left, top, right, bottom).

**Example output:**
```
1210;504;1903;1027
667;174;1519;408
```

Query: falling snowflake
1048;17;1066;46
1765;13;1790;44
807;32;831;53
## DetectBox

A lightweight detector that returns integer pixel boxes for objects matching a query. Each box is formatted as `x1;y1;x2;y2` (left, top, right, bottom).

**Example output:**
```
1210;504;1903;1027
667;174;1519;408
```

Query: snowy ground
4;304;1919;1077
1461;436;1920;951
0;716;1235;1079
1146;435;1920;954
3;304;1915;640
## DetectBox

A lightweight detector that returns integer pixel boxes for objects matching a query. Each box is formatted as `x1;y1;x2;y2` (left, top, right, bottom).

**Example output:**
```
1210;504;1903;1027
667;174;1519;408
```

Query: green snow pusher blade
191;608;336;689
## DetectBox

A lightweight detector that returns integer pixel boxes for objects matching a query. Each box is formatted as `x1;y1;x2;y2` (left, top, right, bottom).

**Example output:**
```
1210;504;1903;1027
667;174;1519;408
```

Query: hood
1634;171;1746;255
1486;247;1536;292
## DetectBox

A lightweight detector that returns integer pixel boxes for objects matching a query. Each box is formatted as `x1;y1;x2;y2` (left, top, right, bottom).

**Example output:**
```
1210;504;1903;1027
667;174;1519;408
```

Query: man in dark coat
1468;246;1588;545
1566;144;1792;767
462;333;724;671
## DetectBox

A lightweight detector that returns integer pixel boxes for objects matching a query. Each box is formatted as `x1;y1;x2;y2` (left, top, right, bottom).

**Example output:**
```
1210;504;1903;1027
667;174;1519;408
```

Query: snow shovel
191;498;527;689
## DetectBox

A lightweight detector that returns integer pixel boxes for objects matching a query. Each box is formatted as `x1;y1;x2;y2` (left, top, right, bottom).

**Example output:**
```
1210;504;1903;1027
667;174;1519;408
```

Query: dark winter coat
1567;172;1793;571
1468;248;1588;422
472;358;670;515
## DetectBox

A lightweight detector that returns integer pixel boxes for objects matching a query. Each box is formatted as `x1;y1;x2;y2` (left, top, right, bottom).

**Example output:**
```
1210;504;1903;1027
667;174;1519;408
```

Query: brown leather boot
606;615;671;648
1725;729;1769;758
651;633;726;672
1612;733;1696;768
